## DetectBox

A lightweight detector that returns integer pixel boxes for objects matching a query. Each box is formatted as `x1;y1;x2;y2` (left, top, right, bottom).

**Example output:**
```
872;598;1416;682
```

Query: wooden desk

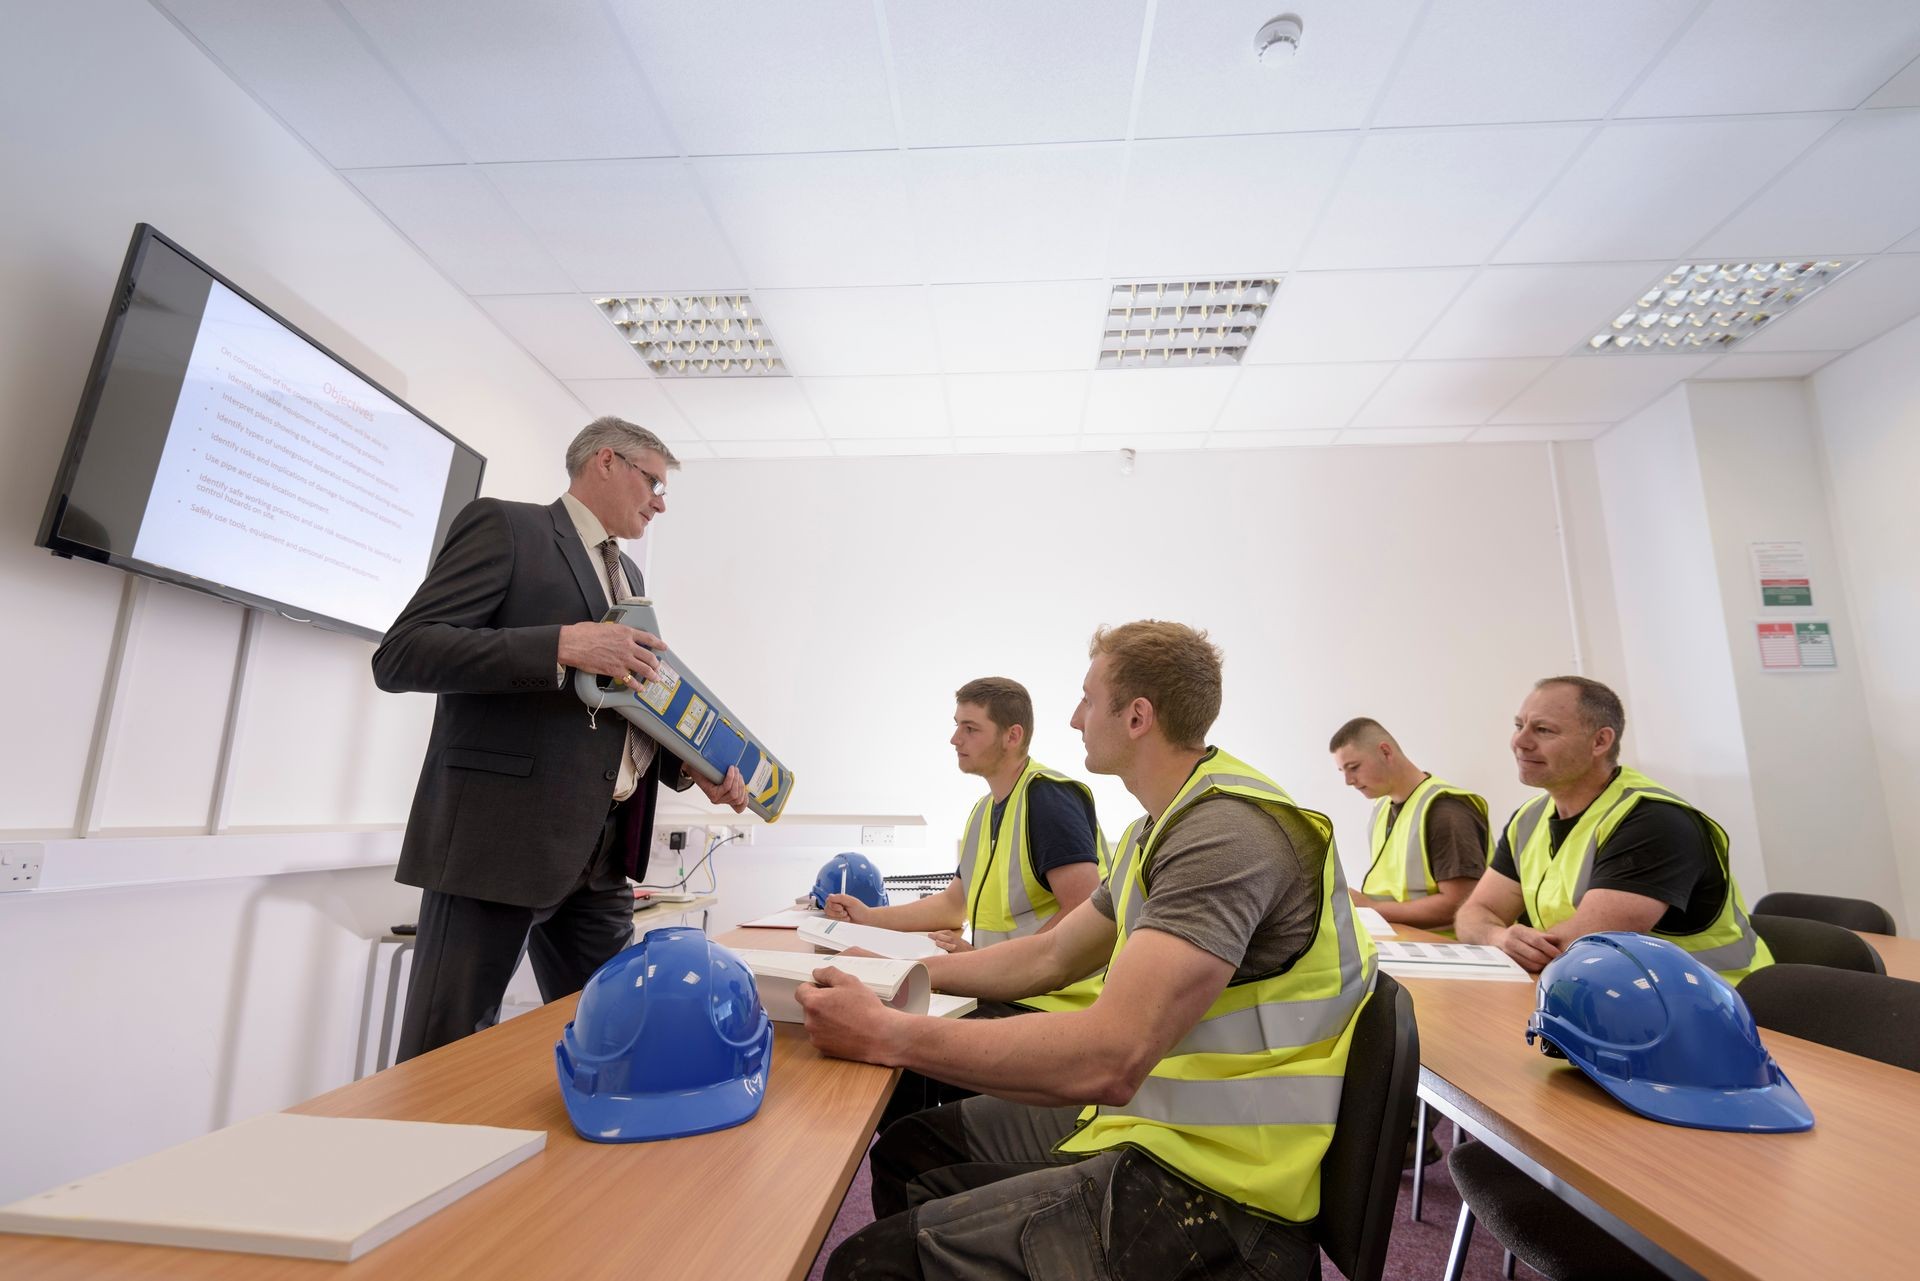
1401;949;1920;1280
1856;930;1919;982
0;927;891;1280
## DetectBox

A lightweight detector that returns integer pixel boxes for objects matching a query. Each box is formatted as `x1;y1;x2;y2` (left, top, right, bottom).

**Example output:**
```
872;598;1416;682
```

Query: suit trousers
396;806;634;1061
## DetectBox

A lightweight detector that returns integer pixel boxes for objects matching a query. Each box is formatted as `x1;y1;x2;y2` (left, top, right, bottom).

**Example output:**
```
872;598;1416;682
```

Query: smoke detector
1255;15;1304;60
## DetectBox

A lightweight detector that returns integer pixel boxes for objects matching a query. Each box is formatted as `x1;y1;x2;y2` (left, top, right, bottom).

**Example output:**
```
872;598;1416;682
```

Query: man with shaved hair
1328;718;1487;937
1455;676;1771;983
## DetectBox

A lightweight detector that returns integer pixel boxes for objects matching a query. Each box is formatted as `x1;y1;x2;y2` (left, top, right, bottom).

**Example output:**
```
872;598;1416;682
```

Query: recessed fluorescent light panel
594;294;785;377
1098;279;1280;369
1580;261;1859;355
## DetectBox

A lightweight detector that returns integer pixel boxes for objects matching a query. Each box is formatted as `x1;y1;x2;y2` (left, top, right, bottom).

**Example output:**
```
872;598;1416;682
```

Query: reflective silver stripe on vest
996;776;1041;938
1112;820;1147;935
1569;785;1691;903
1508;794;1553;862
955;799;988;895
1108;1071;1347;1127
1171;954;1376;1056
1397;783;1445;900
1680;899;1760;971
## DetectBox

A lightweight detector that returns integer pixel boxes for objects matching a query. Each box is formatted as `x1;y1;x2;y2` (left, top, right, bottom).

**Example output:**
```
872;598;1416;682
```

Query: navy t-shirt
1491;784;1727;934
985;776;1100;890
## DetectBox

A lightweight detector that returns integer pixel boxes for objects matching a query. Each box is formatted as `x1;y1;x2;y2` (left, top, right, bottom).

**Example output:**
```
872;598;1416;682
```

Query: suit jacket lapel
549;499;606;619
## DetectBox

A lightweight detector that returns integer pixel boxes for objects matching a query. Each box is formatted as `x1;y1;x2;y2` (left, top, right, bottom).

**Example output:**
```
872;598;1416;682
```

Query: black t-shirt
987;776;1100;891
1491;789;1727;934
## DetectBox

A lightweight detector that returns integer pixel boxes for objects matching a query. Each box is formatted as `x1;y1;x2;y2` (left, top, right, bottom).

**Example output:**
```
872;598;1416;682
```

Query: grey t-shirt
1091;795;1321;981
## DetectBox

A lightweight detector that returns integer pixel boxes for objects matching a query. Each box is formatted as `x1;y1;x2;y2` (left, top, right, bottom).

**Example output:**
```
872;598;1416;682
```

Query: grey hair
565;416;681;477
1534;675;1626;764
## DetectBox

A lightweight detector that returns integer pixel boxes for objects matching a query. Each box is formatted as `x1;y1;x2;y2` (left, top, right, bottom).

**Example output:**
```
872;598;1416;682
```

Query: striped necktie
599;538;642;792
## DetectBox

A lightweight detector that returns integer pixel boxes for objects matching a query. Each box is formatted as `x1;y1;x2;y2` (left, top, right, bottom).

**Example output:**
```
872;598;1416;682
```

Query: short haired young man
798;622;1375;1281
1455;676;1772;982
1329;717;1487;936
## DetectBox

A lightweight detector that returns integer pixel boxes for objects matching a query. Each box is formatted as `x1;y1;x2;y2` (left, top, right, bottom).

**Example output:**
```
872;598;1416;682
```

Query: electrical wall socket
1;843;45;892
859;825;895;846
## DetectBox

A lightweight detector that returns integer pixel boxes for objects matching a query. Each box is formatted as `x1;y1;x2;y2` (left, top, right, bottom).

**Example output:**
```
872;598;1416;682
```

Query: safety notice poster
1751;541;1813;608
1756;620;1836;672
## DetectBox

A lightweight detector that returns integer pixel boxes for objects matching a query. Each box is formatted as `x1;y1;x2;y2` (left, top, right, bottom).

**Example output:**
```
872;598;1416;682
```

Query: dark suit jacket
373;497;672;907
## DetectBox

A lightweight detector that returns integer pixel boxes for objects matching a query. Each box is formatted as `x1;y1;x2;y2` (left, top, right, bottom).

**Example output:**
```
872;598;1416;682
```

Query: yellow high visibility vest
1057;749;1376;1222
1506;765;1772;984
1016;817;1145;1014
956;759;1109;1010
1362;774;1488;939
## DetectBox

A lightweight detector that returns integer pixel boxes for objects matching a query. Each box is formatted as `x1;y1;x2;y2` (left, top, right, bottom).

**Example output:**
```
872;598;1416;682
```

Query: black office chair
1445;964;1920;1281
1751;912;1885;974
1752;891;1897;936
1738;963;1920;1070
1313;971;1420;1281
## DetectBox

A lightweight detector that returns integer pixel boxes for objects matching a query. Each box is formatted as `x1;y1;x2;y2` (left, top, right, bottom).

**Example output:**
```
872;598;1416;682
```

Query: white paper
1373;939;1531;982
798;917;945;960
741;906;825;929
733;949;932;1021
928;993;978;1019
1355;906;1395;937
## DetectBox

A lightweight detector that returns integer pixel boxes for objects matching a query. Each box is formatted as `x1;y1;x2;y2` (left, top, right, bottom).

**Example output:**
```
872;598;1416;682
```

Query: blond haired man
798;622;1373;1281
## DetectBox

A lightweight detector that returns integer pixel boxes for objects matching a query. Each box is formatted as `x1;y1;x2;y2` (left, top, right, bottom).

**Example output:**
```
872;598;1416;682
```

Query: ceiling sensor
1255;14;1304;60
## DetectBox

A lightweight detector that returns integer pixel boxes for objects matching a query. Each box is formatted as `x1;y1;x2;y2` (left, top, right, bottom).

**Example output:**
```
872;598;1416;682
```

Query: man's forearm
922;932;1077;1002
1453;900;1505;945
1373;890;1468;929
861;896;966;933
884;1007;1126;1107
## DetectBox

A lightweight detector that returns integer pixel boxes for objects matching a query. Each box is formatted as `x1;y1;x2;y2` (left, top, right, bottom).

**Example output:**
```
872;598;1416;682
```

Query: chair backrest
1752;891;1896;935
1751;913;1885;974
1739;963;1920;1071
1314;970;1420;1281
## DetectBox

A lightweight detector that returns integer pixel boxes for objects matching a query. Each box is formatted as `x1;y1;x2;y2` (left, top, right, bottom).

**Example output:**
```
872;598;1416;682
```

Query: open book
734;949;977;1021
1373;939;1532;982
0;1113;544;1261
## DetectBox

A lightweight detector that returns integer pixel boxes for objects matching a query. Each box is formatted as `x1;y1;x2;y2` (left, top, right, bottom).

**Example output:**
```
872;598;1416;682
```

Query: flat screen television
36;224;486;642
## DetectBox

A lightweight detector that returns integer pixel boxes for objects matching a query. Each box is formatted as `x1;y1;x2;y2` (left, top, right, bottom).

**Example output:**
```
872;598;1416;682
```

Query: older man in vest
798;621;1375;1281
1456;675;1771;983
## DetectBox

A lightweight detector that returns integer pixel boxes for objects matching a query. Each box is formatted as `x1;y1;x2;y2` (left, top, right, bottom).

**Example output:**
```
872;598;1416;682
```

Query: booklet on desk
735;949;976;1021
1373;939;1532;982
0;1113;544;1261
797;916;945;960
1354;905;1395;937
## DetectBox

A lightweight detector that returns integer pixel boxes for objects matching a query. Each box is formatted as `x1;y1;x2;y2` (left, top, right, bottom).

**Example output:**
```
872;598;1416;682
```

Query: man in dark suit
374;416;746;1060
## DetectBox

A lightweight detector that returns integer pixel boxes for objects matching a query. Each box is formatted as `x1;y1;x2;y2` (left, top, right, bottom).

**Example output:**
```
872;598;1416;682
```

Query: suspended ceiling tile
1695;111;1920;258
610;0;896;155
800;375;950;438
158;0;460;168
1301;125;1589;270
1205;430;1340;449
1373;1;1690;128
929;281;1111;373
909;144;1127;283
1245;269;1475;364
1108;134;1353;280
706;438;836;459
1692;351;1845;380
1354;359;1553;427
829;437;956;457
1492;355;1715;424
1495;116;1839;265
660;378;823;440
1334;426;1477;445
1213;364;1394;433
484;160;743;294
1621;0;1920;118
1134;0;1424;137
752;287;940;377
1467;423;1613;443
1415;262;1668;360
561;379;698;441
1737;255;1920;352
337;0;677;161
946;372;1089;437
695;152;921;288
953;435;1086;455
1867;56;1920;108
1082;368;1239;435
885;0;1146;147
476;294;648;381
1079;433;1208;452
346;165;575;294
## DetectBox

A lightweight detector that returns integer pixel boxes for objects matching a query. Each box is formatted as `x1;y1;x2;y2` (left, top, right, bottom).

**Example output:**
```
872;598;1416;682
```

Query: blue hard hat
810;852;889;909
554;926;773;1143
1526;932;1811;1133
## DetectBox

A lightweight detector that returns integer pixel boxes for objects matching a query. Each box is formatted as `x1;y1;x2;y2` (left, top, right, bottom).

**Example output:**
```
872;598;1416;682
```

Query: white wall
649;442;1612;866
1687;380;1901;918
0;0;596;1203
1810;313;1920;932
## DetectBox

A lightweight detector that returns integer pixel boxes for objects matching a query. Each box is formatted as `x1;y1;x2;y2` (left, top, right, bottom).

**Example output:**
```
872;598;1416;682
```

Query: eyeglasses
614;452;667;497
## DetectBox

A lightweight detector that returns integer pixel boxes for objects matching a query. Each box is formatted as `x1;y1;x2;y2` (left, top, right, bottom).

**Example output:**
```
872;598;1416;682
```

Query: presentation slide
131;281;455;633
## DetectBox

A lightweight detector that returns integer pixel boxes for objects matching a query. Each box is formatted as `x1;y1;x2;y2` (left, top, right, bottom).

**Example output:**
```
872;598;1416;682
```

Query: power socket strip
859;825;895;846
1;843;45;892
